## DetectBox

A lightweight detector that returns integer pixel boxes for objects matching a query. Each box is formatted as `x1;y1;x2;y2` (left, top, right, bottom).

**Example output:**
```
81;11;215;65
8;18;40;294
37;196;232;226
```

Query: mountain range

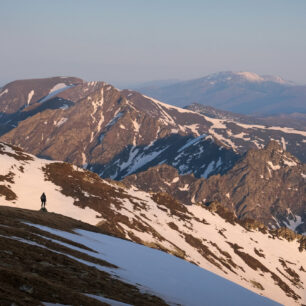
0;75;305;305
0;142;305;305
135;71;306;116
0;76;305;230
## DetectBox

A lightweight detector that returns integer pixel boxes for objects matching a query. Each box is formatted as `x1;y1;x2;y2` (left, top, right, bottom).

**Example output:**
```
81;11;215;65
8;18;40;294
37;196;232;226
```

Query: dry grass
0;206;168;306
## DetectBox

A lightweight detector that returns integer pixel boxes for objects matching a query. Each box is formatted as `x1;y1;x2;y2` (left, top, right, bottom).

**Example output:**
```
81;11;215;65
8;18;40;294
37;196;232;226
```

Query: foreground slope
0;206;168;306
0;142;305;305
0;206;280;306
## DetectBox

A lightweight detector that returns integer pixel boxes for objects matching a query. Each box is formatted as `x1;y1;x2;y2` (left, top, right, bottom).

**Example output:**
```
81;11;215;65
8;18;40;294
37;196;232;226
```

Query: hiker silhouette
40;192;46;208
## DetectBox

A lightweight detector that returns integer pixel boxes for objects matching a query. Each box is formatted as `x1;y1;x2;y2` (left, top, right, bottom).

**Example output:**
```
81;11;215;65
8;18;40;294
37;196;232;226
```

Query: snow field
25;223;279;306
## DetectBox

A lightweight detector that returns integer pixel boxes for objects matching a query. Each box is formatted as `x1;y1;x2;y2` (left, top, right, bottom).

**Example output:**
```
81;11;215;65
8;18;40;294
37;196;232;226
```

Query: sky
0;0;306;87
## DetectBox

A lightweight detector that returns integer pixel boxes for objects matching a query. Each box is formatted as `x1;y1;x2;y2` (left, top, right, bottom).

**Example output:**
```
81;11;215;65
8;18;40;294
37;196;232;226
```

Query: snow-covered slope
0;142;305;305
123;141;306;234
0;206;278;306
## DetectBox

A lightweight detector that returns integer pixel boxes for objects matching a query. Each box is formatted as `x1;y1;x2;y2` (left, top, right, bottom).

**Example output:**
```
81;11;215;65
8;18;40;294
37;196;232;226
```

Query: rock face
124;141;306;234
135;71;306;115
0;76;305;174
0;142;305;306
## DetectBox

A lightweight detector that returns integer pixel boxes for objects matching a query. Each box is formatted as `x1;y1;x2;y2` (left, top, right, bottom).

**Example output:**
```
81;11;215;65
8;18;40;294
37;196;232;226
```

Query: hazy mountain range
135;71;306;116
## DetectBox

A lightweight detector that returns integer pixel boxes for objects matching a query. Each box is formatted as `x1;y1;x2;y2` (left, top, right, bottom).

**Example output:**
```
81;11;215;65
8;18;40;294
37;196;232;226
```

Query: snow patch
55;118;68;127
283;158;297;167
0;88;8;97
201;161;215;178
179;184;189;191
85;294;131;306
27;224;279;306
178;134;206;153
39;84;74;103
236;72;264;82
281;137;286;150
60;104;69;110
284;215;303;232
267;161;280;171
0;155;101;225
172;177;179;183
27;90;34;104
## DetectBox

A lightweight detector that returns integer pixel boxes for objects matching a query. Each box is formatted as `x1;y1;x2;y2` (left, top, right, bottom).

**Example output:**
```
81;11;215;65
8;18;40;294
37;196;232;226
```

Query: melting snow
55;118;68;127
25;224;279;306
131;119;140;132
179;184;189;191
0;88;8;97
85;294;131;306
119;146;169;177
284;215;303;232
283;157;297;167
60;104;69;110
172;177;179;183
0;152;101;225
27;90;34;104
281;137;286;150
201;161;215;178
267;161;280;171
178;134;206;153
236;72;264;82
39;84;74;103
235;122;306;137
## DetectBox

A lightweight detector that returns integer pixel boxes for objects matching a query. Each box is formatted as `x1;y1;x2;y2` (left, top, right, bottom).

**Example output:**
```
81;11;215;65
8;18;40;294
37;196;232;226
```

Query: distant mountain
0;142;305;305
185;103;263;124
135;71;306;115
186;103;306;131
0;76;305;181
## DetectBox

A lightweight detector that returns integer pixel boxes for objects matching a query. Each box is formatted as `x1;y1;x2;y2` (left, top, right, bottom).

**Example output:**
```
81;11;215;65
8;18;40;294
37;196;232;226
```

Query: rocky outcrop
124;141;306;234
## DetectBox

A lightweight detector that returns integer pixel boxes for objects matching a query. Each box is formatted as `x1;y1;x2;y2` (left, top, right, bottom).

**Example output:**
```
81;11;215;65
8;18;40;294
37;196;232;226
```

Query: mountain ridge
123;140;306;234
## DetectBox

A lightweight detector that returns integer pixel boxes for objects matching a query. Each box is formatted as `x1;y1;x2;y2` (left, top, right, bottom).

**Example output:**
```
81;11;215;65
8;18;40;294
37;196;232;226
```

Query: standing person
41;192;46;209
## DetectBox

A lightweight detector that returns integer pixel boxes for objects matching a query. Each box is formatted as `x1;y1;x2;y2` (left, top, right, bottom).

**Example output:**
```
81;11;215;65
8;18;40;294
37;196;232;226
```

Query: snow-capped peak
235;71;264;82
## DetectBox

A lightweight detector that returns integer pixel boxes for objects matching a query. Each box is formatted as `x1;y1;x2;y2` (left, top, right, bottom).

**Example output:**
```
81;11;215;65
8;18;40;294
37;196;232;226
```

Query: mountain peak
202;71;289;85
265;140;283;152
235;71;264;82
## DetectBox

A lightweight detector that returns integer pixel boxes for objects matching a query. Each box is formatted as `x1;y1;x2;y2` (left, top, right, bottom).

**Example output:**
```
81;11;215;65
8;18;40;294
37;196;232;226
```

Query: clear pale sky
1;0;306;86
